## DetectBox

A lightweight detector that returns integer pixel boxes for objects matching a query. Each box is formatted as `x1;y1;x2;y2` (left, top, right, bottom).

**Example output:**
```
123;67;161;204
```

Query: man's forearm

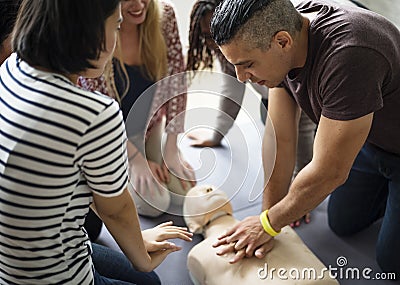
267;113;373;231
262;126;296;210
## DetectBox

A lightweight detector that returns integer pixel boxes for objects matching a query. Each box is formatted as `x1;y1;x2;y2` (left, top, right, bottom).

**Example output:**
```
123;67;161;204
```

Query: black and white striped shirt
0;53;129;284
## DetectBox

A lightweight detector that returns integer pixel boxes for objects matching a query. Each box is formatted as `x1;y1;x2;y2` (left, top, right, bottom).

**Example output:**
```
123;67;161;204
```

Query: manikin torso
184;186;338;285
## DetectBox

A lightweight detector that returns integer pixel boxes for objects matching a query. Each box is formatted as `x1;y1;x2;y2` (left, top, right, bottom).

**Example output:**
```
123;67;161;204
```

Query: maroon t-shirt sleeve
319;46;388;121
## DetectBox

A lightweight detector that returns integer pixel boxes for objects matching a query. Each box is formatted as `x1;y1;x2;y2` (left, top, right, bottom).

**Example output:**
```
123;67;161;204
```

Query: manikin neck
203;212;237;238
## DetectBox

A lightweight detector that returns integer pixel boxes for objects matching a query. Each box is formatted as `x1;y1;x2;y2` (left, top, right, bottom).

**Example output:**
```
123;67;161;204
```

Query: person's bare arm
262;87;300;210
268;112;373;231
93;188;178;272
214;88;373;263
265;88;312;227
213;87;299;261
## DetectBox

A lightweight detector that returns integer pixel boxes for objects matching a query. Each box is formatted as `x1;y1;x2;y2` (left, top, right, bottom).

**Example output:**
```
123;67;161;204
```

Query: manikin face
85;4;122;78
121;0;151;26
183;185;233;233
219;33;293;88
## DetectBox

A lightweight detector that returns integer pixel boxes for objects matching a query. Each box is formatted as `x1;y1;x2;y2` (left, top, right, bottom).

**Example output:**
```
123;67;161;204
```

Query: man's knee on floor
327;213;360;237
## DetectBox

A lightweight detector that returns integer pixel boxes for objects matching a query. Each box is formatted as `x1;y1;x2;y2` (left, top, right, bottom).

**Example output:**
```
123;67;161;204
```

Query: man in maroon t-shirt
210;0;400;276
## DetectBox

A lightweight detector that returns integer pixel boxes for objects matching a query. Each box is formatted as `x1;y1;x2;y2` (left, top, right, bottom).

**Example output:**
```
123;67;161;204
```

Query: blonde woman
79;0;196;218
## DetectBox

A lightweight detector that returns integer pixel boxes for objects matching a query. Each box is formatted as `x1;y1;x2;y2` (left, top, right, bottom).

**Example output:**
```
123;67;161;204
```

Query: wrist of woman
164;133;179;151
164;142;179;157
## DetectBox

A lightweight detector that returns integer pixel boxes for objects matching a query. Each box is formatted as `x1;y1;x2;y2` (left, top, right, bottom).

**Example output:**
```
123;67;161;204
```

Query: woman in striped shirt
0;0;191;284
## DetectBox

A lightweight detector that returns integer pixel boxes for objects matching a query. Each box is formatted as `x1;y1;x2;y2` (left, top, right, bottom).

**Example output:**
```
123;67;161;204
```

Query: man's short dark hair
211;0;271;46
12;0;120;74
0;0;22;47
211;0;302;49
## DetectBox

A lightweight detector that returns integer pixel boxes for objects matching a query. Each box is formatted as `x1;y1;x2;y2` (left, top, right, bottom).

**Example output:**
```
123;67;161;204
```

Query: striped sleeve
75;100;129;197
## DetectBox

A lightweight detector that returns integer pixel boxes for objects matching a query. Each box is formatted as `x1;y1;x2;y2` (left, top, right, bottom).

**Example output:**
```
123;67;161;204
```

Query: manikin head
183;185;233;234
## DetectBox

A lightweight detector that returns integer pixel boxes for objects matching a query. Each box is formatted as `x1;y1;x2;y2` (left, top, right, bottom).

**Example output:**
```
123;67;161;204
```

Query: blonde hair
104;0;167;103
139;0;168;81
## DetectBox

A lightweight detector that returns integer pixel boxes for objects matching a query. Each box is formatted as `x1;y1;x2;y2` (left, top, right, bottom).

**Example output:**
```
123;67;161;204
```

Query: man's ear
274;31;292;49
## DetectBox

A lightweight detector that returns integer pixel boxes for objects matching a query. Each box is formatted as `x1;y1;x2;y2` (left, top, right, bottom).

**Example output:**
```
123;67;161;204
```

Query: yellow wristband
260;210;280;237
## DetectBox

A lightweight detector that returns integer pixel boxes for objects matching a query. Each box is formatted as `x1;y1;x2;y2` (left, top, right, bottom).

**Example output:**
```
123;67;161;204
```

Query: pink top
78;0;186;136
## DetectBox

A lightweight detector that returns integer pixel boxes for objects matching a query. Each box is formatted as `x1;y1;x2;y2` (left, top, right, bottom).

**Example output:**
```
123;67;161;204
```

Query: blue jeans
328;143;400;276
92;243;161;285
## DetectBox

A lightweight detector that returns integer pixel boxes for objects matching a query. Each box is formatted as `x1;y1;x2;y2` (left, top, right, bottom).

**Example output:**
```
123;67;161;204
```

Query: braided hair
186;0;224;76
